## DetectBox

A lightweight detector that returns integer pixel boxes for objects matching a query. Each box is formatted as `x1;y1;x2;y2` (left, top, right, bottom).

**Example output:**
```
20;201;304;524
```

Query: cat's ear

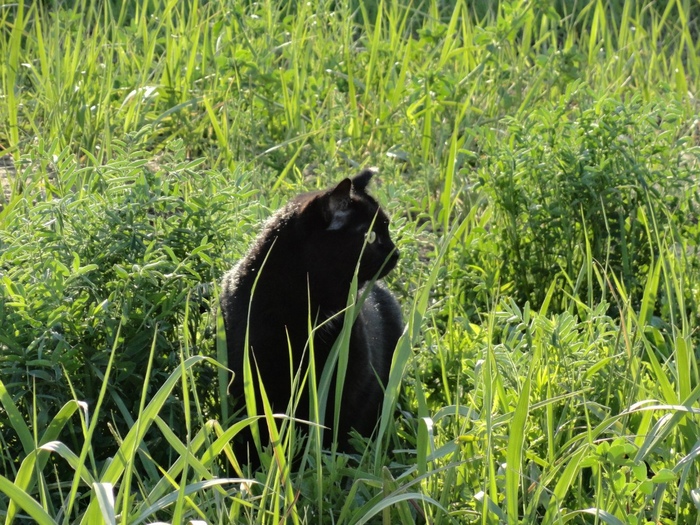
351;168;377;192
325;178;352;230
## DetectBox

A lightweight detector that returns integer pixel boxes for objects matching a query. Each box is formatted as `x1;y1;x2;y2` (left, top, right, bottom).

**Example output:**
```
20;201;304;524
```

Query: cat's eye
366;230;377;244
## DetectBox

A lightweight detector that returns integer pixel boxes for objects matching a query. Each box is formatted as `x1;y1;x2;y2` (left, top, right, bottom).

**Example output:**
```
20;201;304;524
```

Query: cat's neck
243;243;358;316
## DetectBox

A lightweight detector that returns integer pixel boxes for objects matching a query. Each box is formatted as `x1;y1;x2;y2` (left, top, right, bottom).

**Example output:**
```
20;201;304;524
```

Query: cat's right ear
325;178;352;230
352;168;376;192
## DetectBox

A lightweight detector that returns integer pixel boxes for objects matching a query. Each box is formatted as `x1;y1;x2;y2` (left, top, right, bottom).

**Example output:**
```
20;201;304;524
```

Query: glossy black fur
220;170;402;467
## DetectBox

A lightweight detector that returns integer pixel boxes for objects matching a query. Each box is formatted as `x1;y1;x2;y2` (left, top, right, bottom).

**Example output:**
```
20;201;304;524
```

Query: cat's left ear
351;167;377;192
325;178;352;230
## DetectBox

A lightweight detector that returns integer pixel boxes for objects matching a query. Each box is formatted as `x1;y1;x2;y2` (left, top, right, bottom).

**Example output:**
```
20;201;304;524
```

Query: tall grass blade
131;479;246;525
0;475;54;525
94;482;116;525
0;379;34;455
355;492;446;525
215;287;230;425
4;0;24;157
6;401;88;523
505;374;531;524
78;355;215;524
542;447;589;524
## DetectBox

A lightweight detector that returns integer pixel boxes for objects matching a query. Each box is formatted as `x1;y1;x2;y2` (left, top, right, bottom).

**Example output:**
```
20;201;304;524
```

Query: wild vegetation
1;0;699;523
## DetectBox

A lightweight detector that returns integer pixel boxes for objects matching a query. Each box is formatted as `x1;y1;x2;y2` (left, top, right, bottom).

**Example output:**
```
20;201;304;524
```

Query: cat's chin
374;252;399;280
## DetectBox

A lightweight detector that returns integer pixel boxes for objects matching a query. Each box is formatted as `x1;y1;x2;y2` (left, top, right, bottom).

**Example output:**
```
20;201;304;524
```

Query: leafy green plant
0;144;251;475
479;94;697;310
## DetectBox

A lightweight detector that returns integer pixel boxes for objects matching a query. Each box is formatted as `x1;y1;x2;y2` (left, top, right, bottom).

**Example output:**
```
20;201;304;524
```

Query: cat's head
295;169;399;285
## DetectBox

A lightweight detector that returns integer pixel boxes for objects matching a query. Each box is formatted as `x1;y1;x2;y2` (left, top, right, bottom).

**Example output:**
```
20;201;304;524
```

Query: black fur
220;170;402;468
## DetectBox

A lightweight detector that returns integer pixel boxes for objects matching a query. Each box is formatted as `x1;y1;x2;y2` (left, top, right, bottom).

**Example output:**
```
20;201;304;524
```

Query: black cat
220;169;402;468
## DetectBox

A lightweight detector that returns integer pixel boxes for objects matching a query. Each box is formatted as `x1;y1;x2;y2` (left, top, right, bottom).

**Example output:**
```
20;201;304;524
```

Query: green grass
1;0;700;523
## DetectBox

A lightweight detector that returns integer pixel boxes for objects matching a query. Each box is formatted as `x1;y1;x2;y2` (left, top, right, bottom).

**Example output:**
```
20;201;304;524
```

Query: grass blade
0;475;54;525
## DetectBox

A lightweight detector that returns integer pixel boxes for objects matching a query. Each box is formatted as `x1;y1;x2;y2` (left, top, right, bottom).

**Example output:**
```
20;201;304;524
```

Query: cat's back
219;261;247;335
219;200;298;319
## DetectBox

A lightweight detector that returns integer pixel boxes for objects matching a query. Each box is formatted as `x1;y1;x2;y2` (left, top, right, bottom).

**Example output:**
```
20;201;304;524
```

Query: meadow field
1;0;700;523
